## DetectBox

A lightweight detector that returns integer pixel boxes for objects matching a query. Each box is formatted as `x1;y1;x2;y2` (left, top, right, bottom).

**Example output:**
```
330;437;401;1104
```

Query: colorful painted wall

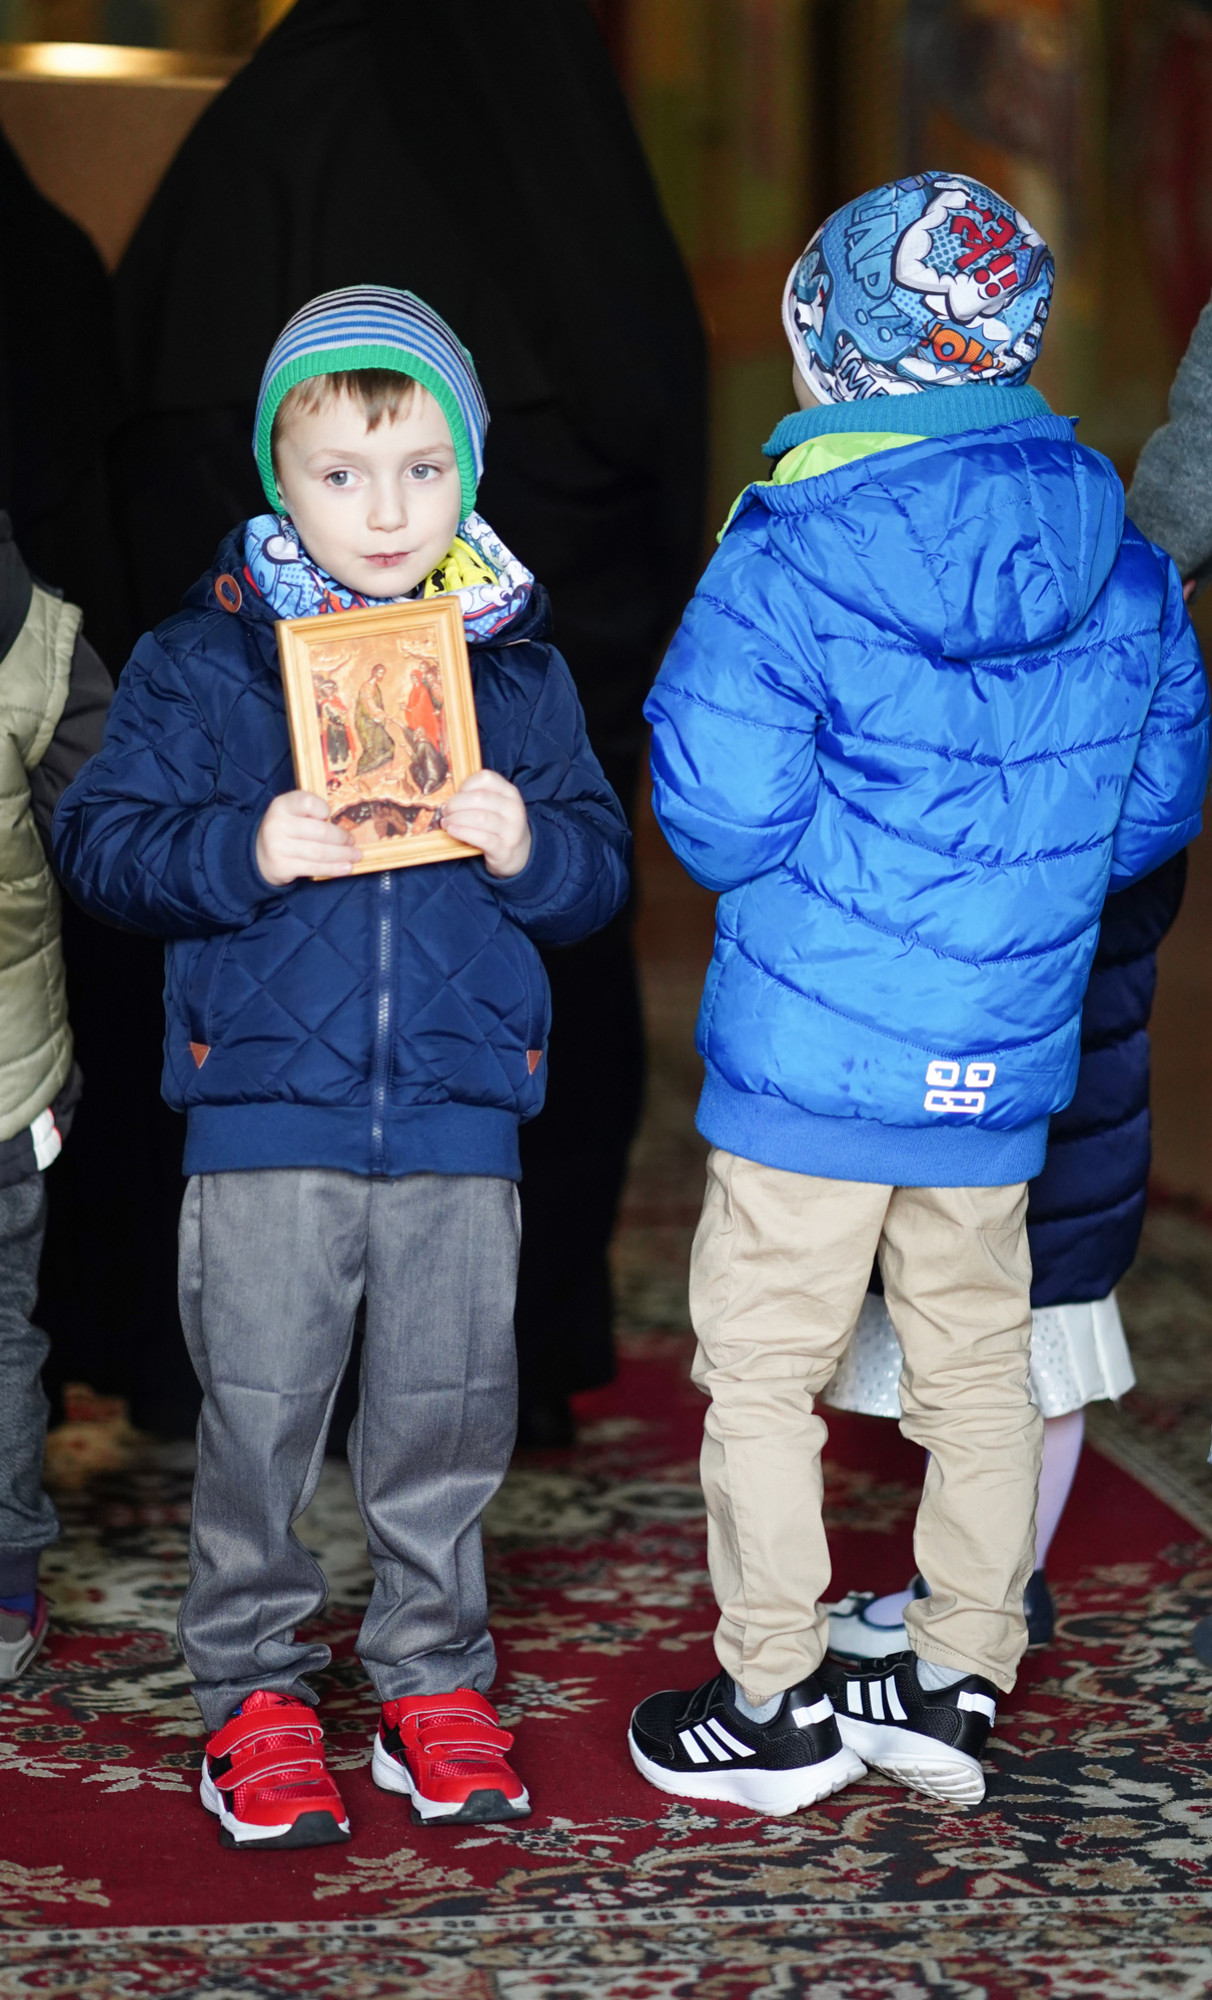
604;0;815;532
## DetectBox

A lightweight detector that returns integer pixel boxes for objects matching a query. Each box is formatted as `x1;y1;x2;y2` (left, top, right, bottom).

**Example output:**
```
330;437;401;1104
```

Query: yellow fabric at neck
422;533;498;598
771;432;926;484
718;431;927;540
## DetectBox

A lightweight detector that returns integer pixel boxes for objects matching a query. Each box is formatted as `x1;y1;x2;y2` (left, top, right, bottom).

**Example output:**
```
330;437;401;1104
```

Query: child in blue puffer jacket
629;174;1209;1815
54;288;629;1849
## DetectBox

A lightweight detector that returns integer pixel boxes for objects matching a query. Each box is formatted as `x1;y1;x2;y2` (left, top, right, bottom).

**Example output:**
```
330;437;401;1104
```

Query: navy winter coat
53;532;630;1181
645;394;1210;1188
1026;849;1186;1304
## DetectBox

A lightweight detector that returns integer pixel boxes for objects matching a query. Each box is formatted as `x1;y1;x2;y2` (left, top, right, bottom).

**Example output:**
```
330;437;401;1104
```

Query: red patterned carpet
6;805;1212;1995
4;1333;1212;1998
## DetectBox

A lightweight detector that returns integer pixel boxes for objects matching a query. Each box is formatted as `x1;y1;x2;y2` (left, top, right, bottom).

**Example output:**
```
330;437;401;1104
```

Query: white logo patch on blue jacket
924;1060;996;1115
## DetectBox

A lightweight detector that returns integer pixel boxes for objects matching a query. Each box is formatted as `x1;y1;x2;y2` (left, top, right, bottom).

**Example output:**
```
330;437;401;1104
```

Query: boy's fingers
281;816;358;846
282;790;333;819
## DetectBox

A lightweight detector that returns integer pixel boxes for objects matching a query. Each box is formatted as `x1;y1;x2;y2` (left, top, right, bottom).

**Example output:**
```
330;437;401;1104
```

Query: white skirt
822;1290;1135;1420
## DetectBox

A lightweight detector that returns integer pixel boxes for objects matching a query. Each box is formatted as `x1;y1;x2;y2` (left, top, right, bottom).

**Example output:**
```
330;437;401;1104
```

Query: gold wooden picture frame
276;594;482;875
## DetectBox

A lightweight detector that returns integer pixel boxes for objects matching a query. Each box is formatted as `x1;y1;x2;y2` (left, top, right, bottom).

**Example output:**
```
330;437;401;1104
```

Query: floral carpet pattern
4;1339;1212;1999
6;818;1212;1995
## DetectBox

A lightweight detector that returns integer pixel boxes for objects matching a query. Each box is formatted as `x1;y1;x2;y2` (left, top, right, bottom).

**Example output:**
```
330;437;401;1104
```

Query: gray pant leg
178;1170;368;1731
353;1174;520;1700
0;1172;58;1594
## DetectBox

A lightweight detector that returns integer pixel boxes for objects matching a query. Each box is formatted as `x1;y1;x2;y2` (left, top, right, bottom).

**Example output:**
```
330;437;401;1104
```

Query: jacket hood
183;528;553;648
744;415;1124;658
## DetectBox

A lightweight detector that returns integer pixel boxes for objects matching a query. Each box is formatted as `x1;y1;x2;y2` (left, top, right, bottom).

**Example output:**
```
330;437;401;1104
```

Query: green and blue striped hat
254;285;489;520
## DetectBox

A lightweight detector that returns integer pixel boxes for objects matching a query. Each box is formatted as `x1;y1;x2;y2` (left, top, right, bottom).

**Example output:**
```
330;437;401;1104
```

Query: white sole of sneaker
199;1765;350;1846
834;1718;985;1805
0;1624;46;1681
370;1736;530;1823
627;1733;865;1815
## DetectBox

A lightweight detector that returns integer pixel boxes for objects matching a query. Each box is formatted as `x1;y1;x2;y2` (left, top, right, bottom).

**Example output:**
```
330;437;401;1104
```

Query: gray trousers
178;1169;521;1731
0;1171;59;1596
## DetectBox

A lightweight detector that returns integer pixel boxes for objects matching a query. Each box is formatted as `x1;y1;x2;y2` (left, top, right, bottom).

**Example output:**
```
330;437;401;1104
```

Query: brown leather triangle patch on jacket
526;1049;542;1075
189;1042;211;1069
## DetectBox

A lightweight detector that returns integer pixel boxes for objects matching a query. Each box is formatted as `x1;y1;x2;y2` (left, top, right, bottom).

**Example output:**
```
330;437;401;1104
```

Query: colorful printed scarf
242;510;534;643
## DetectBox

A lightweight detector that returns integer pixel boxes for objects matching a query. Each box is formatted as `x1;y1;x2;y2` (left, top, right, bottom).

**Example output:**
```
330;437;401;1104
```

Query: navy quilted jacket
53;531;630;1181
645;397;1210;1188
1026;851;1186;1304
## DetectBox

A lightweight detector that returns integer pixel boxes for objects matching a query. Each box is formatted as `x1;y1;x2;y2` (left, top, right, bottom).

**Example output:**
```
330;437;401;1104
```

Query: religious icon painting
276;595;482;873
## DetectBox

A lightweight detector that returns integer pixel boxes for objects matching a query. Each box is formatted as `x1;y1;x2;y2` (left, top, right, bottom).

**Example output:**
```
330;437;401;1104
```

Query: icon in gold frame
276;594;482;874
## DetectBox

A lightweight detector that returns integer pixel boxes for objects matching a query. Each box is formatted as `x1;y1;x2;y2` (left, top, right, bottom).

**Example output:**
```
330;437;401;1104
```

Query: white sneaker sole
370;1735;530;1822
628;1732;866;1815
199;1765;350;1846
0;1619;47;1681
835;1717;986;1804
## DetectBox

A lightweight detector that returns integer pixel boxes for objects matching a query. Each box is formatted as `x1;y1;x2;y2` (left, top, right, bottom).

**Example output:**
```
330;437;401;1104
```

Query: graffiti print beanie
254;286;489;521
783;172;1054;403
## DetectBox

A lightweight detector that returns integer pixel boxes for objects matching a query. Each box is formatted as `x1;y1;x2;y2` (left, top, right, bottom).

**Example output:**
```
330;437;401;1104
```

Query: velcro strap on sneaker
791;1698;833;1727
957;1690;997;1722
417;1721;515;1756
213;1743;327;1790
209;1701;322;1760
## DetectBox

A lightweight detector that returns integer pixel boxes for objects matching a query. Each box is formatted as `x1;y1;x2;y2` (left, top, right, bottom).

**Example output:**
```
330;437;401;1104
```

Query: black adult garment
111;0;708;1412
0;132;188;1428
0;128;128;665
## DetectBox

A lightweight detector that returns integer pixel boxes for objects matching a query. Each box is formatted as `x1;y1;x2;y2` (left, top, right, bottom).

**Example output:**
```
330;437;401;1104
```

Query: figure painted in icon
403;662;449;795
314;675;354;791
353;662;394;776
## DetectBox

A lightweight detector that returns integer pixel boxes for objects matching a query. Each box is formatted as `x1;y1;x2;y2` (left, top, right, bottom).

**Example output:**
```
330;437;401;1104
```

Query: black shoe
628;1668;865;1815
1023;1569;1054;1647
816;1652;996;1805
515;1396;575;1449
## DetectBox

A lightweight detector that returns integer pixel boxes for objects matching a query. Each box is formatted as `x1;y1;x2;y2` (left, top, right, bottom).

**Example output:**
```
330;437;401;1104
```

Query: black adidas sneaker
816;1651;997;1805
628;1668;865;1814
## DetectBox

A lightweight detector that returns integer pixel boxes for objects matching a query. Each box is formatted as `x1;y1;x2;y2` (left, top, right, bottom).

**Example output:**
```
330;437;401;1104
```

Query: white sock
730;1679;782;1723
916;1658;967;1691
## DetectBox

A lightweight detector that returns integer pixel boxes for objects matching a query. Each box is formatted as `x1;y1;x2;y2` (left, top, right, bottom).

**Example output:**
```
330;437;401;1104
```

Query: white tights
861;1408;1085;1627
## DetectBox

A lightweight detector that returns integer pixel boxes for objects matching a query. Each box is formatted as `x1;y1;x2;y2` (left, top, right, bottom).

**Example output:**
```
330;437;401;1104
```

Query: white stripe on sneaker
869;1678;885;1721
678;1729;708;1765
694;1724;730;1761
886;1676;907;1722
846;1683;863;1715
957;1691;996;1722
704;1717;755;1758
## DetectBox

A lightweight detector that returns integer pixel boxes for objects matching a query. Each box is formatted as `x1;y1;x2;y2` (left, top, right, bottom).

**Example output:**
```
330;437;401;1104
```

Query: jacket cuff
476;806;570;913
198;807;275;923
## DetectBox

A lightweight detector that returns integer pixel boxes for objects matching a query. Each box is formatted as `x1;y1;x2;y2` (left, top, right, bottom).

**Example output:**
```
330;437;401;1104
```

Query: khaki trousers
690;1149;1041;1700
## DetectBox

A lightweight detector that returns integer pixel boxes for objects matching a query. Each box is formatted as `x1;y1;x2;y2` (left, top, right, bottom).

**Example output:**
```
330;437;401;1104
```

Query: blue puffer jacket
645;391;1210;1188
54;530;630;1181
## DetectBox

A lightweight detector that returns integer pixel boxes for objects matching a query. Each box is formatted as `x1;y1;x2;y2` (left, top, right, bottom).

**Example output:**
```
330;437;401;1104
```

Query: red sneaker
200;1690;351;1849
372;1689;531;1824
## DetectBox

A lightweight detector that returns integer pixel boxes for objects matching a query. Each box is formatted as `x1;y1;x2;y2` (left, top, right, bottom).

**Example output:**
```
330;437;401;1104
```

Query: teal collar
765;382;1054;457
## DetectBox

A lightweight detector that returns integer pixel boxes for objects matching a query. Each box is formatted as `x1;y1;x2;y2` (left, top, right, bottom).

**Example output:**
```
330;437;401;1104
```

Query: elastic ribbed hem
183;1101;521;1180
697;1073;1048;1188
764;381;1052;455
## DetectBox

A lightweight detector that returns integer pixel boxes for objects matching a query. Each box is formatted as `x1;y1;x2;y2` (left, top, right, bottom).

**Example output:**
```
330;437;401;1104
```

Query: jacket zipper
371;870;393;1172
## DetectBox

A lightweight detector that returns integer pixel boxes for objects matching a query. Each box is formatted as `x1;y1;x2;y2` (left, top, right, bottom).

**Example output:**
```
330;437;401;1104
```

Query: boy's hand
255;791;358;885
440;769;532;878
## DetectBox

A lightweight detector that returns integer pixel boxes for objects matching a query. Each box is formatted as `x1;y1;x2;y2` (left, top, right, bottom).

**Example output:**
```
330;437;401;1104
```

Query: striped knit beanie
254;286;489;521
